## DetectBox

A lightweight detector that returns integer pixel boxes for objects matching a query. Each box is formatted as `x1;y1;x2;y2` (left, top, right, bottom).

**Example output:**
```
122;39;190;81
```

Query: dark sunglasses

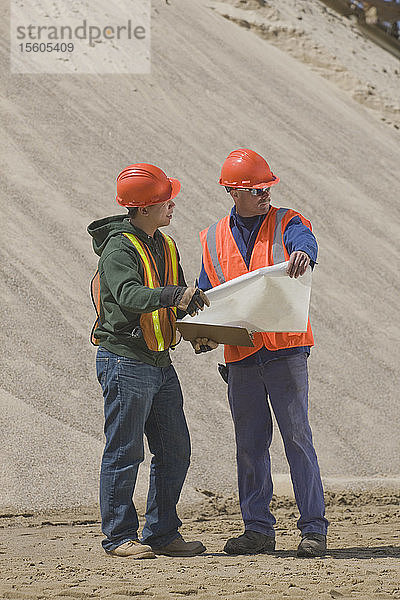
225;186;271;196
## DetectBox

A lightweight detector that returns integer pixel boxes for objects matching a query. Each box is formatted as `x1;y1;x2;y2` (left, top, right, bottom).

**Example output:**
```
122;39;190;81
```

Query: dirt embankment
209;0;400;129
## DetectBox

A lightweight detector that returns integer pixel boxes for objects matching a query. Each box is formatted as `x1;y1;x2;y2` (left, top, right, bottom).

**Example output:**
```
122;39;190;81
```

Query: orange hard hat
116;163;181;208
219;149;280;189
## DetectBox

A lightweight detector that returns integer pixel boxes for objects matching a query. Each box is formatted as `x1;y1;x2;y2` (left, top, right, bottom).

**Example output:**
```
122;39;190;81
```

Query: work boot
297;533;327;557
152;536;206;557
106;540;155;559
224;531;276;555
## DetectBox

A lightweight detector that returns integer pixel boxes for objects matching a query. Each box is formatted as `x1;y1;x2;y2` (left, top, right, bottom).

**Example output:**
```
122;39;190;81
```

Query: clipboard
176;321;255;347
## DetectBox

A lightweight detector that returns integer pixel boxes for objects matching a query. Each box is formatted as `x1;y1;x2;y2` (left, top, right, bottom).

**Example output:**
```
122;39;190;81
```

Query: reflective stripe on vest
163;233;178;284
162;232;178;318
207;221;226;285
123;232;165;352
272;208;288;264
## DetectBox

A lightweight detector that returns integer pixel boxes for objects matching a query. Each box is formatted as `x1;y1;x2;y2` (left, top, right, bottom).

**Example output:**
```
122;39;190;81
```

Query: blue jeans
227;352;328;537
96;348;191;551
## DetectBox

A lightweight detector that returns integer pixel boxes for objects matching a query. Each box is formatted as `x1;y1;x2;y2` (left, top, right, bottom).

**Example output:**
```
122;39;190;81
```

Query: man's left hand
191;337;219;354
286;251;310;278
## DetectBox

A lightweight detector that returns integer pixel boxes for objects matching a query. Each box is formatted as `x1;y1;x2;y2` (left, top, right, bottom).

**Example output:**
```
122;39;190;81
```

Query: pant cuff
102;535;139;552
243;524;275;537
300;526;328;536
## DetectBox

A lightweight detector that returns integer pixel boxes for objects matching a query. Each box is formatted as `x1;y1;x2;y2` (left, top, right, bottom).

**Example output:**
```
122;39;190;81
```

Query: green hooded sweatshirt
87;214;186;366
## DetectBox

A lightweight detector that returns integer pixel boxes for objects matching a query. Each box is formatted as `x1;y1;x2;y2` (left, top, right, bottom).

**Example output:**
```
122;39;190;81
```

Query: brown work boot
152;536;206;557
297;533;327;557
106;540;155;559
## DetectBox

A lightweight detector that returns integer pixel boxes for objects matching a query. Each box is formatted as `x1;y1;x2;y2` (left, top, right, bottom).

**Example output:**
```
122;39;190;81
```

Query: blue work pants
227;352;328;537
96;348;191;551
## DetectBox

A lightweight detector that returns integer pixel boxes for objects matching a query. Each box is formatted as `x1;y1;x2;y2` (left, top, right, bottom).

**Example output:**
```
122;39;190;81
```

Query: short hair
127;207;138;218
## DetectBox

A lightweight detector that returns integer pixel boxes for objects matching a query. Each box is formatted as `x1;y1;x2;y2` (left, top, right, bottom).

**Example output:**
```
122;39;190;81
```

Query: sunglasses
225;186;271;196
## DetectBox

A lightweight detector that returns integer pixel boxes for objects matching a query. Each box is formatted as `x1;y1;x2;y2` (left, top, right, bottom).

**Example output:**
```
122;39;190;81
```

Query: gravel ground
1;490;399;600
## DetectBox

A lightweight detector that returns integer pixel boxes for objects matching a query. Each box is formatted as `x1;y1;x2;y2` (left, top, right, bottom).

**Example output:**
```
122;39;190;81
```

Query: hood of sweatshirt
87;214;138;257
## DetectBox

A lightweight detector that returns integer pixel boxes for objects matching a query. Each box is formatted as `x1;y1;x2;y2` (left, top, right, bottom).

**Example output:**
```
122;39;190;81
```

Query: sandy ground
1;491;399;600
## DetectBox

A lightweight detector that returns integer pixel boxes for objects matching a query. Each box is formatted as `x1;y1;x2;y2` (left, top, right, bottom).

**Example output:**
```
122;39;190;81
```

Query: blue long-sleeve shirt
198;206;318;365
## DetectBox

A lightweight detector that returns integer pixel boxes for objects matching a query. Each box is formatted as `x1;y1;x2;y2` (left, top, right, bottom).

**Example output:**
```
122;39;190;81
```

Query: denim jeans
96;347;191;551
227;352;328;537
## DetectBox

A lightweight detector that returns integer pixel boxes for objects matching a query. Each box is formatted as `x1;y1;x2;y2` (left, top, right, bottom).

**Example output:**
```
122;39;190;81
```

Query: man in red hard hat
199;149;328;558
88;163;210;558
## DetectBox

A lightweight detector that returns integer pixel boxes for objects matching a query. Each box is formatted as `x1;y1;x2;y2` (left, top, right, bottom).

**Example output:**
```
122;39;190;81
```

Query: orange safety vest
91;231;179;352
200;206;315;363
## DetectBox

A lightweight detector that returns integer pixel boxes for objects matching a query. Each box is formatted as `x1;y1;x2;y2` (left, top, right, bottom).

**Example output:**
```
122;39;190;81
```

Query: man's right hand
177;287;210;316
160;285;210;316
286;251;310;278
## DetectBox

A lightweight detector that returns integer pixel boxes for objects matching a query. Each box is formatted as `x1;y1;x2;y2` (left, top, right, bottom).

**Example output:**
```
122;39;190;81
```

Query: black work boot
297;533;327;557
224;530;275;555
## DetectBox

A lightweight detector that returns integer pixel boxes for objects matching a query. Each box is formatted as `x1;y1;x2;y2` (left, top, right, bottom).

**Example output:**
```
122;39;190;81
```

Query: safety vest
91;231;179;352
200;206;315;363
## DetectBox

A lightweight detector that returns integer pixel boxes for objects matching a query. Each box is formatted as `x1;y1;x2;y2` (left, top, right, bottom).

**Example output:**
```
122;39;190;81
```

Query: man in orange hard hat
198;149;328;558
88;163;210;558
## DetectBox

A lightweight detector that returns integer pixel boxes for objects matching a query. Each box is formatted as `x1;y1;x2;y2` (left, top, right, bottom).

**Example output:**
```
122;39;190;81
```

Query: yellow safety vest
91;231;179;352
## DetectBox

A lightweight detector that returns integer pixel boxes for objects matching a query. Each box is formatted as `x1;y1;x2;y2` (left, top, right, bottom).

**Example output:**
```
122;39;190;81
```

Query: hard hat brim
116;176;181;207
252;175;280;188
168;177;181;200
219;174;280;188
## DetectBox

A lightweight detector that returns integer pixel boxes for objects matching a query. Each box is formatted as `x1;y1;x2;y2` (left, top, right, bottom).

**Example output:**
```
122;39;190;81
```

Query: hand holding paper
176;261;312;344
286;251;311;278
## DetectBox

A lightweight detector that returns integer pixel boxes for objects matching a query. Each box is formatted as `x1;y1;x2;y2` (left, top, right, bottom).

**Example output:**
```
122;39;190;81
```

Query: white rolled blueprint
187;261;312;332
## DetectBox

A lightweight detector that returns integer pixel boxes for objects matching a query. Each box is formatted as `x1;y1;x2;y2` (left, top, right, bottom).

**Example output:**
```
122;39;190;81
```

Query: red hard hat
219;149;280;189
116;163;181;208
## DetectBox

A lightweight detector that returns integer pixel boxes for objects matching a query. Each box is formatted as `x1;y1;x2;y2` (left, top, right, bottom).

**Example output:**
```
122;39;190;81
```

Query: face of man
143;199;175;229
231;188;271;217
